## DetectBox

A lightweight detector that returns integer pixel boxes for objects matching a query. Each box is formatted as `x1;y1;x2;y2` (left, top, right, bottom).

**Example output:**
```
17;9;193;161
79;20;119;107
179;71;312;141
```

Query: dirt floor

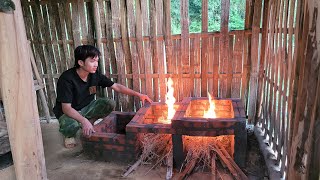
0;121;268;180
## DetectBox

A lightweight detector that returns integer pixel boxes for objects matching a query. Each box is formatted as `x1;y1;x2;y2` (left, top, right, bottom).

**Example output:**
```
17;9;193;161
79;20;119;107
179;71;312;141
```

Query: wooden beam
288;0;320;179
0;0;47;179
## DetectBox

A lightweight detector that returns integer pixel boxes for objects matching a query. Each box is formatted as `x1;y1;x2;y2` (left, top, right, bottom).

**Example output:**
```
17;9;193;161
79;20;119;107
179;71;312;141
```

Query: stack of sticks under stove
123;134;248;180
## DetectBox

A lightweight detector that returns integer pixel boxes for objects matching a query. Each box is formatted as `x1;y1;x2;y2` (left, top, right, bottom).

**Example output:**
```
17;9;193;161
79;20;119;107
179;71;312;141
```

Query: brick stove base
81;111;141;162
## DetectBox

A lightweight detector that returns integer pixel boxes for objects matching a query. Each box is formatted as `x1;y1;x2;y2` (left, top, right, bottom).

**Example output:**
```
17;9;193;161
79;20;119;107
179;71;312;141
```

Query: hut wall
19;0;320;178
21;0;254;115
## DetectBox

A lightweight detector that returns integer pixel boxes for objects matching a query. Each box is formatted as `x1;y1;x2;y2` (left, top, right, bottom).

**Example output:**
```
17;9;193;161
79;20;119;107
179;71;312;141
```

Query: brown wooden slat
213;37;219;97
56;1;69;72
110;0;128;111
135;0;146;97
207;36;214;95
180;0;190;100
219;0;230;98
86;1;95;45
120;0;133;110
232;32;244;98
149;0;158;101
71;0;81;47
141;0;153;99
201;0;208;97
281;0;296;173
248;0;262;123
105;0;118;104
126;0;140;109
156;0;166;103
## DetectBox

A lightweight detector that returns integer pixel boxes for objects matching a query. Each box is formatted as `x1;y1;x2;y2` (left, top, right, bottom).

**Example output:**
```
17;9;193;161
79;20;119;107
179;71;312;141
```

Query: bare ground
0;121;268;180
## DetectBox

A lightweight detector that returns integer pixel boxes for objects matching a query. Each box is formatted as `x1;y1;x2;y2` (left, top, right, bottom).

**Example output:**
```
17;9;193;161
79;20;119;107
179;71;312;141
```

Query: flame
163;78;176;123
204;92;217;118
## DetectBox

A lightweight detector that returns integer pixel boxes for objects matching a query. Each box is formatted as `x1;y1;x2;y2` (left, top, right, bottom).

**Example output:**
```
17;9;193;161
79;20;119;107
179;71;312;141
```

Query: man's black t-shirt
53;67;114;119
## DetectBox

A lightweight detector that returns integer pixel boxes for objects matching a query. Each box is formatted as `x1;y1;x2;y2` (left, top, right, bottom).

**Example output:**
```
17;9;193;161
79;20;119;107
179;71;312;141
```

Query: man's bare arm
110;83;152;105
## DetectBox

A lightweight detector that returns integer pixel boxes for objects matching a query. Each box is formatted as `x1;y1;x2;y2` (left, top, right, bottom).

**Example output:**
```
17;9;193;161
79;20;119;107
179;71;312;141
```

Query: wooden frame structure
0;0;319;179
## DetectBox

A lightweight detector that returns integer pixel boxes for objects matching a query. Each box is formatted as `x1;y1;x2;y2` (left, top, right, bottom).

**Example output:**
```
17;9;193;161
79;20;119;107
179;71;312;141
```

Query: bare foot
64;137;77;148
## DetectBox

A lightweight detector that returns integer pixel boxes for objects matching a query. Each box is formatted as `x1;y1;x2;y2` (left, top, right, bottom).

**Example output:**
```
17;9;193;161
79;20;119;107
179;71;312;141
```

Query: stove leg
172;134;185;169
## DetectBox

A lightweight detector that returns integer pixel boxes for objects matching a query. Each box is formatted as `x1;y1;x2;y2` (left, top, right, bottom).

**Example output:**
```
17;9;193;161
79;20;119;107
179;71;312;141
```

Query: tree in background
171;0;245;34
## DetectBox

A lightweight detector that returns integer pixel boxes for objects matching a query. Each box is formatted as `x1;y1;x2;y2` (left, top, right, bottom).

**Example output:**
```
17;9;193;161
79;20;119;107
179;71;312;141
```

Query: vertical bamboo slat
201;0;209;97
135;0;146;97
248;0;262;123
127;0;140;109
120;0;134;110
219;0;230;98
156;0;166;102
141;0;153;99
232;32;244;98
110;0;128;111
180;0;190;100
149;0;158;101
212;37;219;97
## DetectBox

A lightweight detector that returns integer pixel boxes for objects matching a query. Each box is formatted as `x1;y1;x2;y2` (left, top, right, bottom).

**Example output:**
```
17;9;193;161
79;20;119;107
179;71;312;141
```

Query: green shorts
58;98;116;138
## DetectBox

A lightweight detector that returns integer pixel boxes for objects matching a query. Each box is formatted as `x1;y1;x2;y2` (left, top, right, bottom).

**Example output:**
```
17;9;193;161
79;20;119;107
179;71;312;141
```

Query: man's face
79;56;99;73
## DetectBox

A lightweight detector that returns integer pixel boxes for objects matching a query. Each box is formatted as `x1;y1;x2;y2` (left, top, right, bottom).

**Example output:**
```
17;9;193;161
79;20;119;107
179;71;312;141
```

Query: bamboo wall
19;0;320;178
21;0;256;116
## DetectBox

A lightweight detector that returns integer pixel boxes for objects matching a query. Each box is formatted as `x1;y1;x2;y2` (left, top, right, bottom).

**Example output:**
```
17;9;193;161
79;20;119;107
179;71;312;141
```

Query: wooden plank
71;0;81;47
135;0;146;97
105;0;118;107
207;36;214;94
149;0;158;101
86;1;95;45
256;0;270;124
156;0;165;102
201;0;209;97
126;0;141;109
55;1;69;72
281;0;296;173
110;0;128;111
247;0;262;123
219;0;230;98
173;39;180;101
0;0;47;177
211;152;216;180
141;0;153;99
277;0;289;162
163;0;175;101
288;0;320;178
64;1;75;67
120;0;134;110
270;0;282;151
193;35;201;97
213;37;219;97
232;32;244;98
241;0;254;110
180;0;190;100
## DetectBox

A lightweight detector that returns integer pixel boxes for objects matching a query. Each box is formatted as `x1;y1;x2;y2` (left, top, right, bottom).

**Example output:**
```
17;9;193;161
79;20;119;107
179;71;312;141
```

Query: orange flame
165;78;176;122
204;92;217;118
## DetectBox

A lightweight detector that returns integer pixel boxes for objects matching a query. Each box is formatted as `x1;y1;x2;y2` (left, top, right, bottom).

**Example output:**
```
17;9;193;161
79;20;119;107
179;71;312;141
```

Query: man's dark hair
74;45;101;68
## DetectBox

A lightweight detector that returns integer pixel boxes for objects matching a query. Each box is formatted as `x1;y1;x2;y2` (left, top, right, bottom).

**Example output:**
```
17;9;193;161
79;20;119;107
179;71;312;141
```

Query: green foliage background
170;0;246;34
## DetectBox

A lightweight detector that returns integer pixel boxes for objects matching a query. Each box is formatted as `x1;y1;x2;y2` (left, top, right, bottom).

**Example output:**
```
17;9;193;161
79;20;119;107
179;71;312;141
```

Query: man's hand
82;119;95;137
138;94;153;106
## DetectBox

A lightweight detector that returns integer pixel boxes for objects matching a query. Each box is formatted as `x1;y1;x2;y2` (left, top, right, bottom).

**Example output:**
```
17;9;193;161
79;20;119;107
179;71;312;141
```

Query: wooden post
0;0;47;179
247;0;262;124
288;0;320;179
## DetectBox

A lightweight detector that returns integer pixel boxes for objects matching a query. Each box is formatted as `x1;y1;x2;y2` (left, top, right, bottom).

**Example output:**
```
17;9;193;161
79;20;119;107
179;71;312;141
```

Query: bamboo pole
0;0;47;179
